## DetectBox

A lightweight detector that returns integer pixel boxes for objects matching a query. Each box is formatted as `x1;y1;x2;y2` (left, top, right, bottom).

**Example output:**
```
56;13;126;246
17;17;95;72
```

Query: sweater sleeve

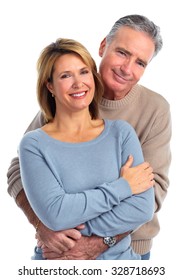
142;106;171;212
81;123;155;236
81;189;154;237
19;133;133;231
7;111;45;199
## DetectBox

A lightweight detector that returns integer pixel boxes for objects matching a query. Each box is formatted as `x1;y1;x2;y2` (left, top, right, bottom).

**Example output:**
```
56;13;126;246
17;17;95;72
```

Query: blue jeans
31;246;45;260
141;252;150;260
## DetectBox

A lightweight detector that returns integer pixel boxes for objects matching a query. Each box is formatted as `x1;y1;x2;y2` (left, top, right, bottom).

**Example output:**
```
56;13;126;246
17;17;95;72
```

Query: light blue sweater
19;119;154;260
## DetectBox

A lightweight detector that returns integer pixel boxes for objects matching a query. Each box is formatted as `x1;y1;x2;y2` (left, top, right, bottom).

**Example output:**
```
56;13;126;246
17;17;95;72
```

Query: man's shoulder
25;111;45;133
136;84;170;110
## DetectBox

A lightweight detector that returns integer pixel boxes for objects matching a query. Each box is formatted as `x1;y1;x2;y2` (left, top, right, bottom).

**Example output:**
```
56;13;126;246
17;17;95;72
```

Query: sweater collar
99;84;140;109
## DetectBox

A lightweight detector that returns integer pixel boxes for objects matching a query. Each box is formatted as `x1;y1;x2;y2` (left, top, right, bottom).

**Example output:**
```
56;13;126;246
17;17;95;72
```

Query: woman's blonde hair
37;38;104;122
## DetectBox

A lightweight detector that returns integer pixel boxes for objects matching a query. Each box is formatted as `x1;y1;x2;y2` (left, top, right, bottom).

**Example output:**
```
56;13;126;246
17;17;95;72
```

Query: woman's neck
52;110;93;133
42;110;104;143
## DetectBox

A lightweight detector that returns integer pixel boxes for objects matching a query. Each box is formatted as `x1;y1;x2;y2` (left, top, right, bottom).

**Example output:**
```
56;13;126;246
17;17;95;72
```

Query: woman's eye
81;69;89;75
61;74;70;79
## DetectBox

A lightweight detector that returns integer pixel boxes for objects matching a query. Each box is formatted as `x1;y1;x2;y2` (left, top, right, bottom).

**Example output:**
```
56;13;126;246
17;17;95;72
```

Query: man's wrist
16;189;38;228
115;231;132;243
103;236;117;247
102;231;131;248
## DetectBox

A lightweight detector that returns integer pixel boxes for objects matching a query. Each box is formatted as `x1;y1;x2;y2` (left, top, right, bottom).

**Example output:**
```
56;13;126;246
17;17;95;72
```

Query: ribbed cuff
131;239;153;255
8;178;23;199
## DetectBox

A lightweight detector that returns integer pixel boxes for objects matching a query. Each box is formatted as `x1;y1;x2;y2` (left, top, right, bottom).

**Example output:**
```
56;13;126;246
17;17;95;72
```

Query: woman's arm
19;133;133;231
81;123;155;237
81;188;154;237
7;111;45;199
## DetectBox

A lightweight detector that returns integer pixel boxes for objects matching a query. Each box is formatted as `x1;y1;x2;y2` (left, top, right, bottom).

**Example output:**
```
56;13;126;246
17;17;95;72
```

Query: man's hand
36;223;85;254
41;235;106;260
41;231;131;260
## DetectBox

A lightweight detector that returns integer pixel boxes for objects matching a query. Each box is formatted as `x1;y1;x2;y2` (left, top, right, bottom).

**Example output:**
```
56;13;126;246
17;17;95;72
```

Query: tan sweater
7;84;171;255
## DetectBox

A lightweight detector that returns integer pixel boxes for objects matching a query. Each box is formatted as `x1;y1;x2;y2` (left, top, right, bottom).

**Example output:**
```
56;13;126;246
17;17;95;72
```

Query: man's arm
142;107;172;212
131;102;172;246
40;232;131;260
16;189;38;228
17;189;84;253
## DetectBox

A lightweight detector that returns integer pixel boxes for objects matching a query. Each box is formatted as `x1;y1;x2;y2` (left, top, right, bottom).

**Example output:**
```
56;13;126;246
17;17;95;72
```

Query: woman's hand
121;155;154;194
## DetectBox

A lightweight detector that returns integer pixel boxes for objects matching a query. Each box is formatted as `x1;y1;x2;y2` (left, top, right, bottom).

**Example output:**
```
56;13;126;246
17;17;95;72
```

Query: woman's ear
46;81;54;94
99;38;107;57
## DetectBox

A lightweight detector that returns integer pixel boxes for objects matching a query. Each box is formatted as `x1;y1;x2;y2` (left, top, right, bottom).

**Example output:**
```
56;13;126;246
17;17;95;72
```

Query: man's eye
137;61;146;68
118;51;126;56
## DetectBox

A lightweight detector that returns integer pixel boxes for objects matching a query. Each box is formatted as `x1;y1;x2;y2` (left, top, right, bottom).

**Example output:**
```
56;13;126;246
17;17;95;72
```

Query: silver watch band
103;236;117;247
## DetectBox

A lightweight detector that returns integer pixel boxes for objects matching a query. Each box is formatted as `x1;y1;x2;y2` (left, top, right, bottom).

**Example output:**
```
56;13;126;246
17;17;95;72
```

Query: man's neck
103;89;130;100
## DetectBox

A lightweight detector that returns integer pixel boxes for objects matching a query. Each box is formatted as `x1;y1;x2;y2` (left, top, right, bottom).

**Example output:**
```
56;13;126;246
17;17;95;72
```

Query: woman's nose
72;81;84;89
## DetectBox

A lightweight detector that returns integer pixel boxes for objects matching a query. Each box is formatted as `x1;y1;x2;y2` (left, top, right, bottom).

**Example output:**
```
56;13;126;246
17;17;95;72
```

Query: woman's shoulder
105;119;134;132
22;128;42;140
105;119;137;142
19;129;43;149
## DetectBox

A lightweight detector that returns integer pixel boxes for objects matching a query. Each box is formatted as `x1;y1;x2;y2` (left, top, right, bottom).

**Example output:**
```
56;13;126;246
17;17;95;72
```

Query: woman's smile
69;91;87;98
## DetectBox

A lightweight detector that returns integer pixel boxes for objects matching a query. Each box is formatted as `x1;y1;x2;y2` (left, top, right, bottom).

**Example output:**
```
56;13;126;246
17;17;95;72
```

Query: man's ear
99;38;107;57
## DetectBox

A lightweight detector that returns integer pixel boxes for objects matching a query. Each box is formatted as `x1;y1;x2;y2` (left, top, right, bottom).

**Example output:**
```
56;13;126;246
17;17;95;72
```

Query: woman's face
47;53;95;114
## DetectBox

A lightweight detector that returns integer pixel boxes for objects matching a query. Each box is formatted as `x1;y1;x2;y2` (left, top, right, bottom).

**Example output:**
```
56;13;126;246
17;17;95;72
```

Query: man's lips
113;70;131;83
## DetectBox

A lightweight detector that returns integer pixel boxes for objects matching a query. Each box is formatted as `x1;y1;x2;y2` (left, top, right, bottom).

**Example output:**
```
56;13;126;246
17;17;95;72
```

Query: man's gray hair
106;14;163;58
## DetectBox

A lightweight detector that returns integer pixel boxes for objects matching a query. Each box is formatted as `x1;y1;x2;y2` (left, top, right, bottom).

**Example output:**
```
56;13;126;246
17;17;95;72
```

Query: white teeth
71;92;85;97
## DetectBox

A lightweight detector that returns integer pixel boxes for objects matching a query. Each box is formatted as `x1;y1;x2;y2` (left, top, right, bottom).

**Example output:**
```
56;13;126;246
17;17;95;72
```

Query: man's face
99;26;155;99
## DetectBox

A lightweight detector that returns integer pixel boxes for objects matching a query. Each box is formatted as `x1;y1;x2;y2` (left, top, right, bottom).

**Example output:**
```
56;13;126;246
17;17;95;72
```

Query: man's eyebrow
136;57;148;67
138;59;148;66
116;47;148;66
116;47;131;56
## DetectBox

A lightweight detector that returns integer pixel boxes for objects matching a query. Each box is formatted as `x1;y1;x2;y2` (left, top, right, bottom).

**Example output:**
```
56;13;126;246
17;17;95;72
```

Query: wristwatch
103;236;117;247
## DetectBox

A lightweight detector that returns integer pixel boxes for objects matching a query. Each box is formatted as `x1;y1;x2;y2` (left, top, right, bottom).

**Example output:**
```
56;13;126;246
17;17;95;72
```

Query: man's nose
121;59;133;74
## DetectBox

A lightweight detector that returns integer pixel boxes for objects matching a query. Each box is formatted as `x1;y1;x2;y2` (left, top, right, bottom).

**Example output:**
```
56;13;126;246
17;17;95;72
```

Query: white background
0;0;181;278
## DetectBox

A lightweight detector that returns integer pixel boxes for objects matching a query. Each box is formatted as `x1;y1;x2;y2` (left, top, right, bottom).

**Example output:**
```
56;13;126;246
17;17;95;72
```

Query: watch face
104;236;116;247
